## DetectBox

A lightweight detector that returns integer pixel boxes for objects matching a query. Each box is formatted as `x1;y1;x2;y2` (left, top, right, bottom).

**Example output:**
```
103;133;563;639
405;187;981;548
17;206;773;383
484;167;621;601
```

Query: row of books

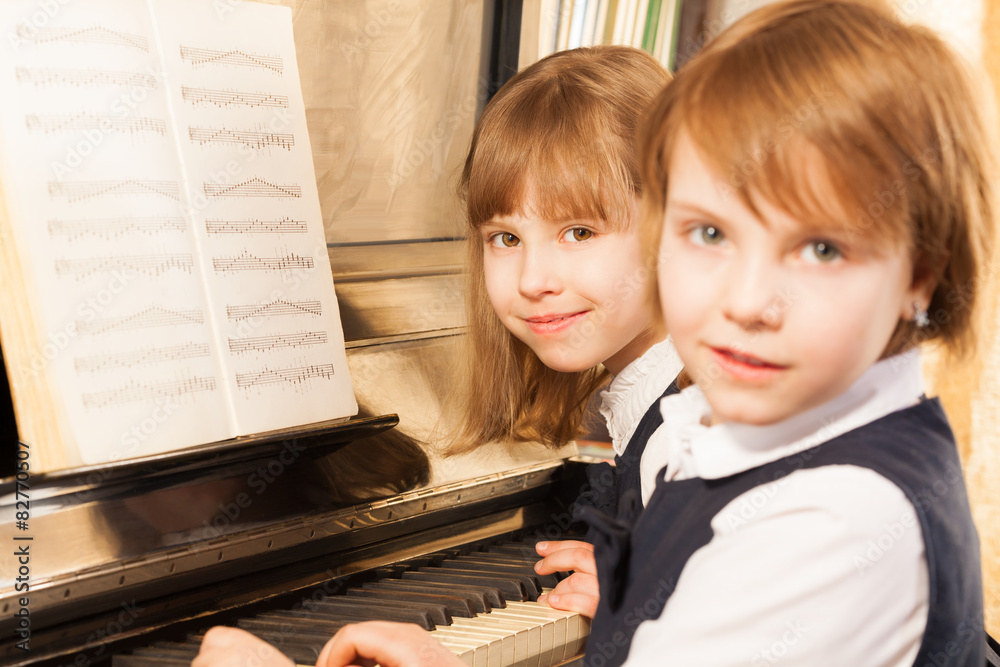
530;0;683;70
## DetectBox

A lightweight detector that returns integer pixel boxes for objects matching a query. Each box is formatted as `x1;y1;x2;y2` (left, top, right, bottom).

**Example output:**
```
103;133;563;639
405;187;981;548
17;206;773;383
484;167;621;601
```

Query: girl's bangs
466;94;636;232
677;31;910;247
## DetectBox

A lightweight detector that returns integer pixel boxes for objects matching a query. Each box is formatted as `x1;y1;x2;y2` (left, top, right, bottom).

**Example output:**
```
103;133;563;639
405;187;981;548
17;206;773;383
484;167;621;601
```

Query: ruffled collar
598;337;684;456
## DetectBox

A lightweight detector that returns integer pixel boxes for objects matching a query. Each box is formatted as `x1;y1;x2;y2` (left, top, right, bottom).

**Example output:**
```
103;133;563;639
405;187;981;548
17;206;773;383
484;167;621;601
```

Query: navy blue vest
580;379;680;521
583;399;984;667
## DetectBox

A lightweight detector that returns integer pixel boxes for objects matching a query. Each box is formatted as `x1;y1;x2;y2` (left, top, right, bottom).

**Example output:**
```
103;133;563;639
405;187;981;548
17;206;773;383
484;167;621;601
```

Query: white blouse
623;350;930;667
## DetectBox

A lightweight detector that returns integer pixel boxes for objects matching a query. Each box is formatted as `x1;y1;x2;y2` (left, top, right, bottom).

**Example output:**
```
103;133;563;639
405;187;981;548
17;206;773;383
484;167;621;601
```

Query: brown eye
489;232;520;248
564;228;593;242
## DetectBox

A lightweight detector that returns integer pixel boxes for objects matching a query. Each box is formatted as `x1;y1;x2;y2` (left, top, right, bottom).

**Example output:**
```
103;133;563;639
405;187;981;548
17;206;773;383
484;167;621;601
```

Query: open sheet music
0;0;358;471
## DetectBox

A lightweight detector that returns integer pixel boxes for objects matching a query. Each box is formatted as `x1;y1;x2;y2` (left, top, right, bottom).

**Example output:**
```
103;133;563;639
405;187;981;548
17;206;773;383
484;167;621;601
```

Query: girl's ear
899;260;939;321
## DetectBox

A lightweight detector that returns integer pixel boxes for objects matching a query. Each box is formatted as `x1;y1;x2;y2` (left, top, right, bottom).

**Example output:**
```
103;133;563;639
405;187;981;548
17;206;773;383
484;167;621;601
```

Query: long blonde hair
450;46;670;453
640;0;997;358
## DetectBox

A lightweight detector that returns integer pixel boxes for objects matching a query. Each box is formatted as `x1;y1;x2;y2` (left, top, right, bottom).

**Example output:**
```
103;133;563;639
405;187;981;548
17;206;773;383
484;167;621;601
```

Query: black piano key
398;572;507;608
438;561;544;597
112;657;188;667
368;578;495;612
347;587;465;621
428;566;540;600
454;555;561;588
406;569;527;601
303;597;436;629
255;610;353;631
133;645;200;659
230;623;327;663
484;544;544;559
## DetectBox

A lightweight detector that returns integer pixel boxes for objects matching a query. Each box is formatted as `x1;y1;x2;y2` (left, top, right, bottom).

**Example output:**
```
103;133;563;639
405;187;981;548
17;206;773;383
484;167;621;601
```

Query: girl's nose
518;246;563;298
721;257;787;330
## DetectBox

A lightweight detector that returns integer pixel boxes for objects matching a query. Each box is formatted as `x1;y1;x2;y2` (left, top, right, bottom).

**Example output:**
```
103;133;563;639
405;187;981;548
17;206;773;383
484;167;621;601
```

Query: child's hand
192;626;295;667
534;540;600;618
317;621;465;667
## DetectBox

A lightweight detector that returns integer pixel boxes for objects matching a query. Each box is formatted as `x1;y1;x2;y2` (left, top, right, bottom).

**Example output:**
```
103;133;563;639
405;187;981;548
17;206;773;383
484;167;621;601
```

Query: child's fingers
192;626;295;667
538;572;601;618
534;539;594;557
534;545;598;576
317;621;464;667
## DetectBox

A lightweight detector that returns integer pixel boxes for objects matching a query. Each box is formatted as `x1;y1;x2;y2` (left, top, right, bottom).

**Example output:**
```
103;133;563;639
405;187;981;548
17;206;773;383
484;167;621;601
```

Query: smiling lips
523;311;588;334
710;346;787;382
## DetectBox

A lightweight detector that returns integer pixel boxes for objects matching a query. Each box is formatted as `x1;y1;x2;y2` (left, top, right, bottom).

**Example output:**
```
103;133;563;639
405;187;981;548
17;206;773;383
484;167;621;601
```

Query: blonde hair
451;46;670;453
640;0;997;358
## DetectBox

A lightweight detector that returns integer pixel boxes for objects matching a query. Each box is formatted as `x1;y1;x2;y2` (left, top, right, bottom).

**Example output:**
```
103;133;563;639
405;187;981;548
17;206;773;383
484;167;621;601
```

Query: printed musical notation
212;250;313;274
20;26;149;51
204;177;301;199
179;45;283;75
206;217;306;235
235;363;335;389
228;331;327;354
189;126;293;151
16;67;158;89
54;254;194;279
82;375;217;410
226;299;322;321
77;306;205;335
49;179;181;203
181;86;288;109
27;113;166;137
48;217;186;241
74;342;211;373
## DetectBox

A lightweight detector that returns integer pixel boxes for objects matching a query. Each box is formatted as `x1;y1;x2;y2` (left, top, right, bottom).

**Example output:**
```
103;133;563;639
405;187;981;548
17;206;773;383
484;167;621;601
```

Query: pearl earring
913;302;930;328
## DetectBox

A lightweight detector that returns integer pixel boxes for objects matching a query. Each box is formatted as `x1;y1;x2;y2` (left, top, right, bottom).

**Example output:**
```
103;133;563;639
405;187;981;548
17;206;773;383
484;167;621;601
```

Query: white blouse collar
656;349;926;483
599;336;684;456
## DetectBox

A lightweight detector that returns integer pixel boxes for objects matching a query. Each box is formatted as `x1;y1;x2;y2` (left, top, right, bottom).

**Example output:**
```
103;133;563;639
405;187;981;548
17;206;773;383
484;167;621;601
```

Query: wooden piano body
0;1;593;664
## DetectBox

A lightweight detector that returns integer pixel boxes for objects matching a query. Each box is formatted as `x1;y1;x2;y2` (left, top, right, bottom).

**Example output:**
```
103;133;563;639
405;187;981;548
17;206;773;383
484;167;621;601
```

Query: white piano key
451;618;521;667
432;627;500;667
506;599;585;663
435;623;511;667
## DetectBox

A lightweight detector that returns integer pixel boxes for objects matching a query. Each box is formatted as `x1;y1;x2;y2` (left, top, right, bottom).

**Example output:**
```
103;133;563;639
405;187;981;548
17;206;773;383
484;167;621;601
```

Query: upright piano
0;2;597;664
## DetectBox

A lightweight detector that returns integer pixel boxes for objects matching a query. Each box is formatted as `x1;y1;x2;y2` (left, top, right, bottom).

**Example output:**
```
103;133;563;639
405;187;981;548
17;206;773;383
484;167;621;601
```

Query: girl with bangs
452;44;682;619
583;1;994;665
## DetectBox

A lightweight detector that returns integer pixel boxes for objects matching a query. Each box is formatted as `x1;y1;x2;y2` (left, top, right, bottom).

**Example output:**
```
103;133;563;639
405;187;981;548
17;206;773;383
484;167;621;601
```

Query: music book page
0;0;357;471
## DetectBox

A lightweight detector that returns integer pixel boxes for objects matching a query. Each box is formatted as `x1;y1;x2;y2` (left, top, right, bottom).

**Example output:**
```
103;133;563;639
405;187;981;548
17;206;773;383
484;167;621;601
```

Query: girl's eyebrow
665;200;724;220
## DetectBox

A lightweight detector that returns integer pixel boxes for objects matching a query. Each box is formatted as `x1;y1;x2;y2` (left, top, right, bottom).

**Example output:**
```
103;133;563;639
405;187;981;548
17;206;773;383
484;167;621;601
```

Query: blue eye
690;224;725;246
488;232;520;248
562;228;594;242
801;240;841;263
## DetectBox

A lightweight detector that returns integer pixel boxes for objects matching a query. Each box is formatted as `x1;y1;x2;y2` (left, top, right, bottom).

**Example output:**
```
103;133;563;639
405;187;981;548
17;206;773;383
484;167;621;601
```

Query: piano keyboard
112;540;591;667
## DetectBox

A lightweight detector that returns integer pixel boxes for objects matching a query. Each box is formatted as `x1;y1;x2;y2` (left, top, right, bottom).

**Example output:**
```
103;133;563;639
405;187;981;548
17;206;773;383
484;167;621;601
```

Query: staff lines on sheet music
49;180;180;202
24;26;149;51
212;250;313;274
179;45;283;75
228;331;327;354
74;342;211;373
16;67;158;89
206;217;306;235
27;113;166;137
189;125;293;151
181;86;288;109
227;299;322;321
54;254;194;280
82;375;216;410
48;217;186;241
78;306;204;335
204;177;301;199
235;363;335;389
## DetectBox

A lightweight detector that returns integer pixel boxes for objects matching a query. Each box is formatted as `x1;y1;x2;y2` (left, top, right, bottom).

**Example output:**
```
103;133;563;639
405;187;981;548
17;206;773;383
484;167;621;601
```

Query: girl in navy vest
448;45;680;619
582;1;994;665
